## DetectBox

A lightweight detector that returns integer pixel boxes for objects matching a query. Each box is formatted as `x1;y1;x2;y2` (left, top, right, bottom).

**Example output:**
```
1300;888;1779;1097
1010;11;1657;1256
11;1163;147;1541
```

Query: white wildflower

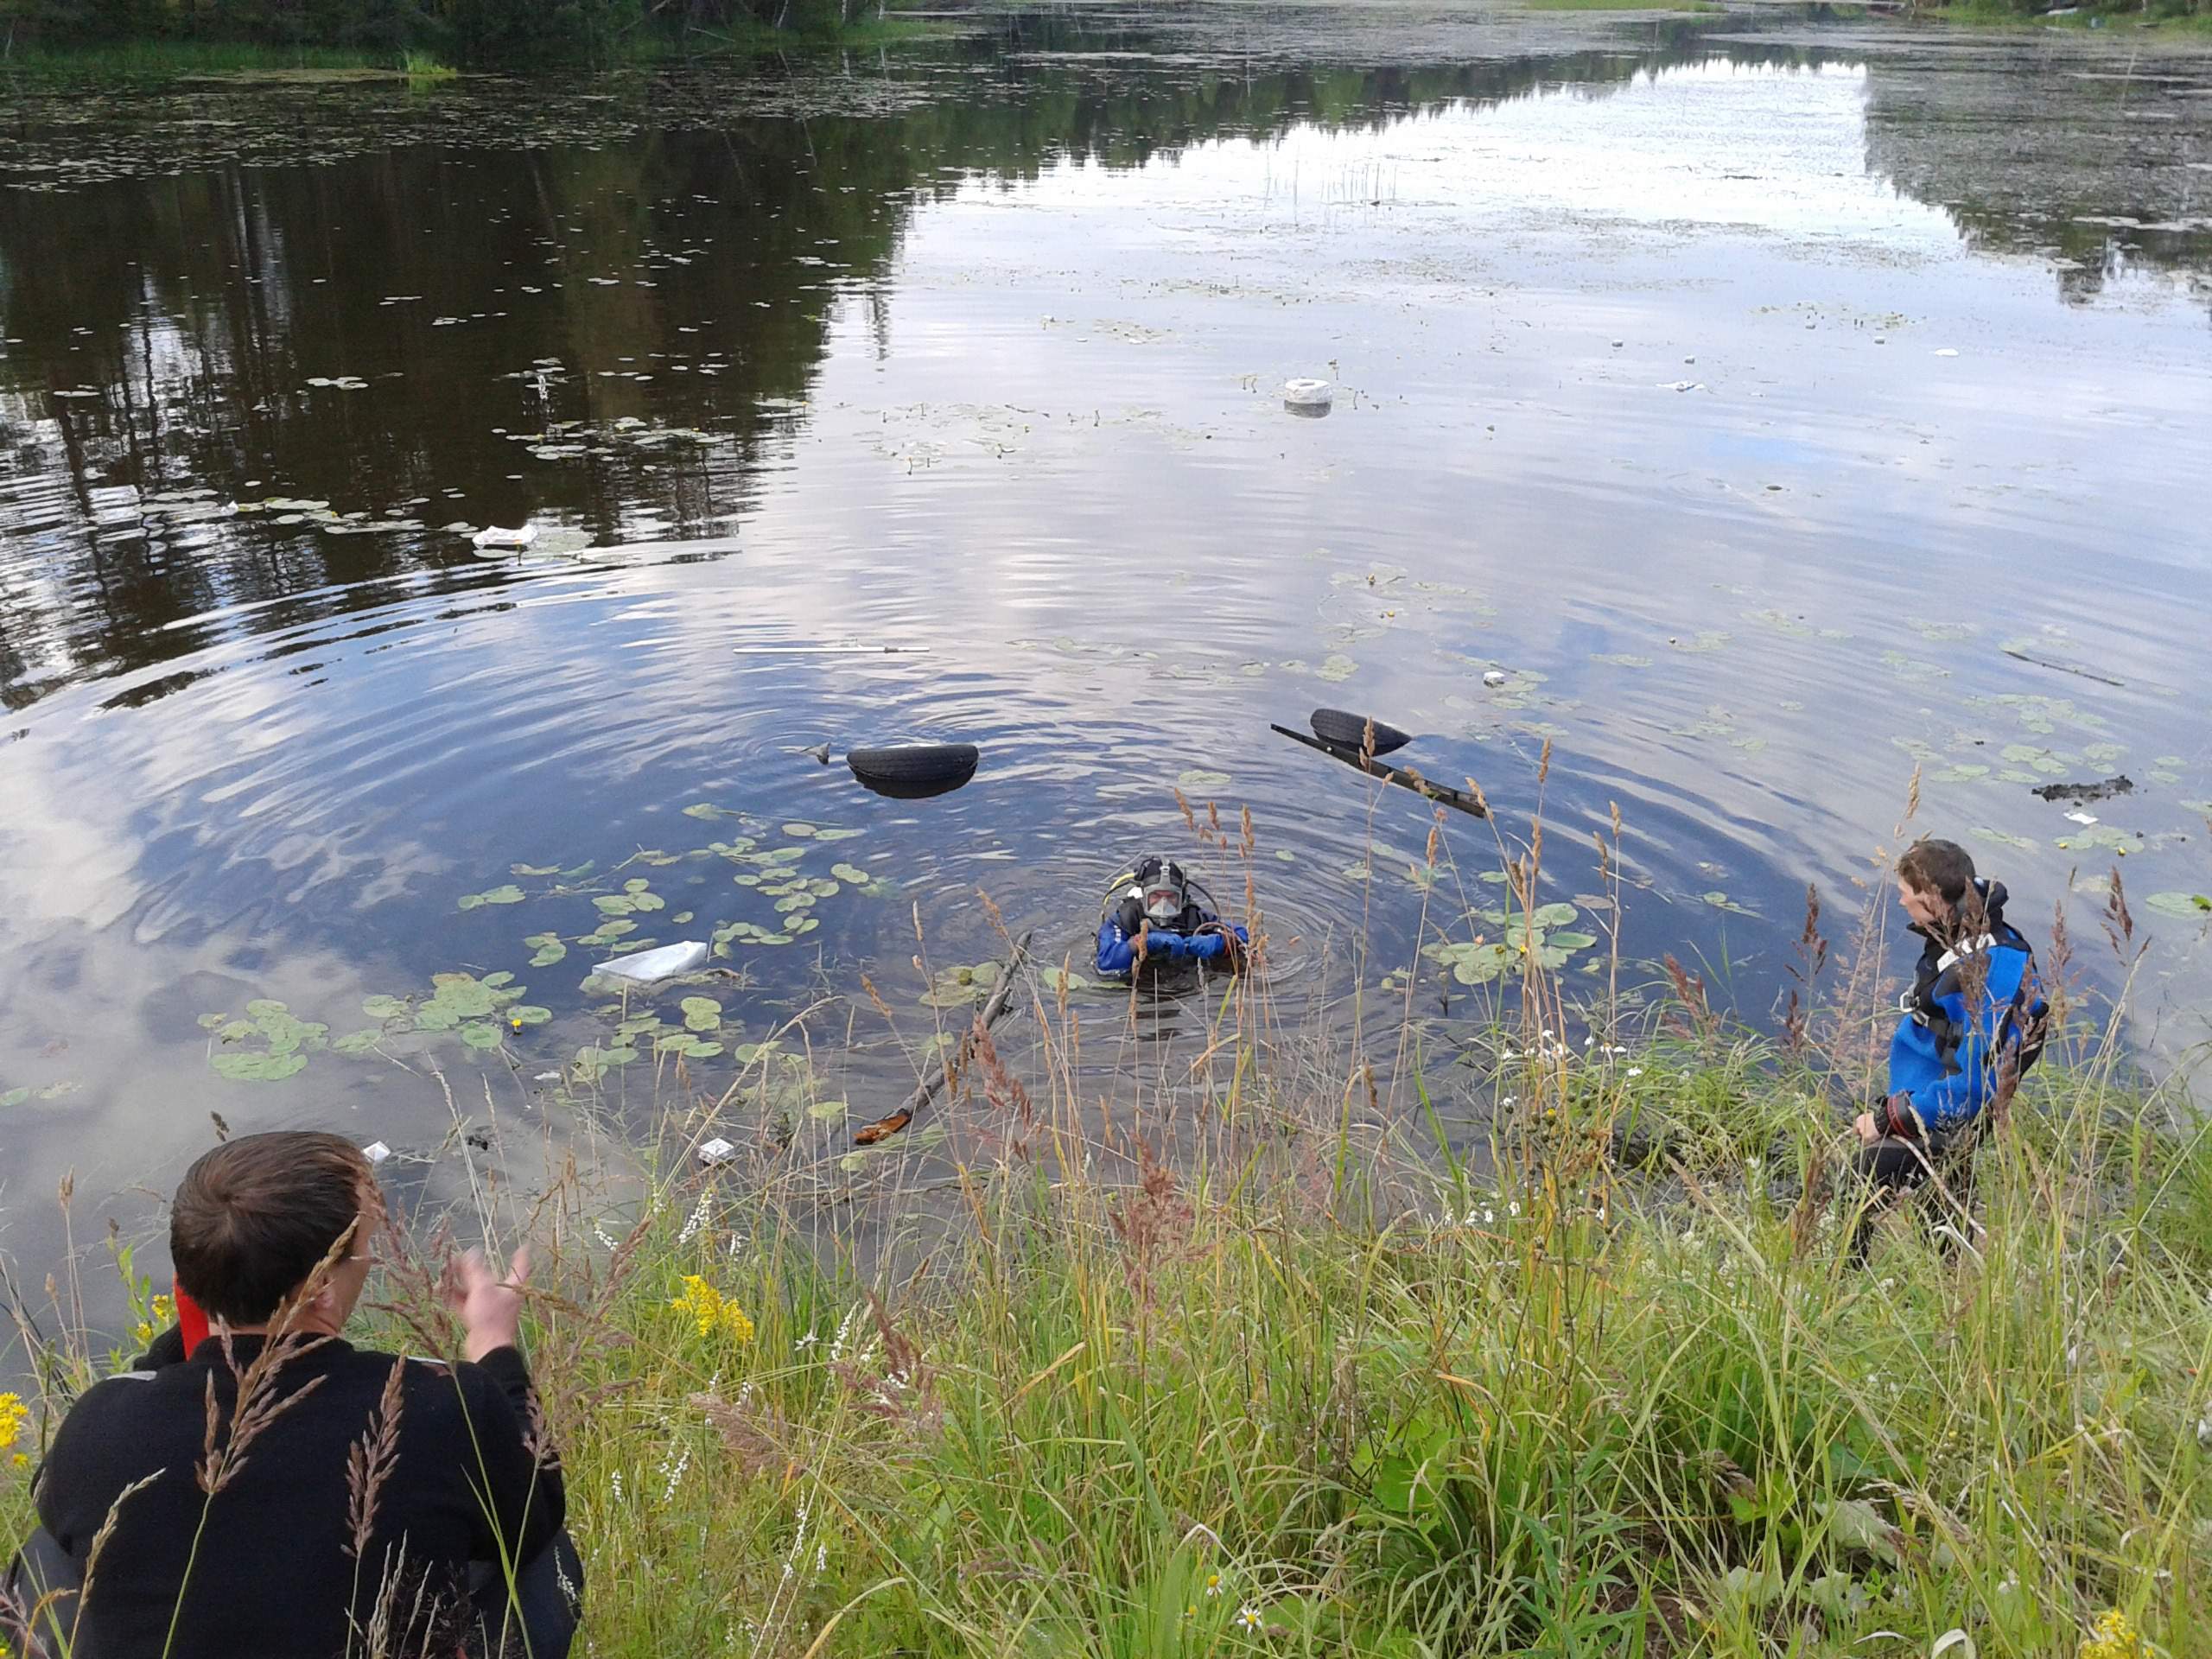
677;1192;712;1246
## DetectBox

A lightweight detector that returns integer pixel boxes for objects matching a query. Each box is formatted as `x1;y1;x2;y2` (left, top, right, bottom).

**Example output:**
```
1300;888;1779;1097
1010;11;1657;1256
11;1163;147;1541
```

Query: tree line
0;0;901;66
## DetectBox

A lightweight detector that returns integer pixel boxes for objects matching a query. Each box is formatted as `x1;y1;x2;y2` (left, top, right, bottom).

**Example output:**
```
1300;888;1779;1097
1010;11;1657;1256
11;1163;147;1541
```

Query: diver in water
1096;854;1249;980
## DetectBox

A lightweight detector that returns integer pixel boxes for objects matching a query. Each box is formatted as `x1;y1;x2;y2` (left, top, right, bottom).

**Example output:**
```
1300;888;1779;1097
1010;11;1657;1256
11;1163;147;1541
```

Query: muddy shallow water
2;4;2209;1292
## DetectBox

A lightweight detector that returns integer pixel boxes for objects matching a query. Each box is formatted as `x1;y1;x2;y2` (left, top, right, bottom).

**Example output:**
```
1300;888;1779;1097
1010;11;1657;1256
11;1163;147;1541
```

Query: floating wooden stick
1268;724;1489;819
854;929;1035;1146
732;644;931;656
2001;646;2124;689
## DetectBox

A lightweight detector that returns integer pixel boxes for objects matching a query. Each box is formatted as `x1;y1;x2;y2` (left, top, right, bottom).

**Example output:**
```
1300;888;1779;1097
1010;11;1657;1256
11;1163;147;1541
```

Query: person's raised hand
442;1245;532;1363
1853;1111;1881;1146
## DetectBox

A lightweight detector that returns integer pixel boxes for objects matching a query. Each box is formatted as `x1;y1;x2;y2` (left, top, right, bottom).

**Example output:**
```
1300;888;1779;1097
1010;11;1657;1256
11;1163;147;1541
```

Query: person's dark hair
1897;837;1976;907
170;1131;372;1324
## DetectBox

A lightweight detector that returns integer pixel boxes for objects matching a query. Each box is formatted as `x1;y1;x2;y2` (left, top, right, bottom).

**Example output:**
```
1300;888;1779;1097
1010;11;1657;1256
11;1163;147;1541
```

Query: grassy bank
1903;0;2212;34
0;40;426;80
4;812;2210;1657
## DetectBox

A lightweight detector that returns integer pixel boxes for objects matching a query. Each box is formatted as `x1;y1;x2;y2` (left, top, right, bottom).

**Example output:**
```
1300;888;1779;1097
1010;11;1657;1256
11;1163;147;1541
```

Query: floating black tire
1309;708;1413;756
847;743;980;800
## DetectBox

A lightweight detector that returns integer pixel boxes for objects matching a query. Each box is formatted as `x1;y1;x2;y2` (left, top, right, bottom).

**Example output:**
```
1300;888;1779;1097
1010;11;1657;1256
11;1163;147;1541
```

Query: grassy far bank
3;799;2210;1659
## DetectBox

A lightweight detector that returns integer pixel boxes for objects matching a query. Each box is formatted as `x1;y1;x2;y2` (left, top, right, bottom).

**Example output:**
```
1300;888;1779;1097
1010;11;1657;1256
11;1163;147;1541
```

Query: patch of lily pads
1424;903;1599;985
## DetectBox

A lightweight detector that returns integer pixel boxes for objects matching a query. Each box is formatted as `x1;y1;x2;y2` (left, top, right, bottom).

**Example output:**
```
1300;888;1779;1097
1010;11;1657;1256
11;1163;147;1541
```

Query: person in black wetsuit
1095;853;1249;980
4;1131;580;1659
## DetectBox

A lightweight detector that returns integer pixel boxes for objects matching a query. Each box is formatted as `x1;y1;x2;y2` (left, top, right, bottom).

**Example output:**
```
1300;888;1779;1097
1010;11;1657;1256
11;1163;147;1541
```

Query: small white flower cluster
781;1497;815;1585
660;1442;691;1503
677;1192;713;1247
826;1304;861;1363
593;1222;620;1252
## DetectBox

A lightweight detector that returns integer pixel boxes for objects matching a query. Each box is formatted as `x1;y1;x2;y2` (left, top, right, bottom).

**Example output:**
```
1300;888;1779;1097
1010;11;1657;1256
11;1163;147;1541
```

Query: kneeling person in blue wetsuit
1096;854;1249;980
1847;836;2047;1261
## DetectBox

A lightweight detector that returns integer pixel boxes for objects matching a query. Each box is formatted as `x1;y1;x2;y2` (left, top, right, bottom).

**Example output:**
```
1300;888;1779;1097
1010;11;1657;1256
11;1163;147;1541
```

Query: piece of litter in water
471;524;537;550
1483;670;1509;688
596;941;709;984
2064;810;2099;825
1934;348;1961;358
362;1141;392;1165
697;1137;738;1166
1663;380;1704;393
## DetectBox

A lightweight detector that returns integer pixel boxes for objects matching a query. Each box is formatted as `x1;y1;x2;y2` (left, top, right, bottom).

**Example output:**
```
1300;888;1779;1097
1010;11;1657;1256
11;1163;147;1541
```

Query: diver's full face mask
1138;856;1186;927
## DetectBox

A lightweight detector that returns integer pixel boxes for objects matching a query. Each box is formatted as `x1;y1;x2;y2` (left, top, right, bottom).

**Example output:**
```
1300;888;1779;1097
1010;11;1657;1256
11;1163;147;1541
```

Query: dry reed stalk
346;1357;408;1560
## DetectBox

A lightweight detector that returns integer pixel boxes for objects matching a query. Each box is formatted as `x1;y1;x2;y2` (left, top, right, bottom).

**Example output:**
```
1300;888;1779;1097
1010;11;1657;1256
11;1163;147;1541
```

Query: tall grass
4;789;2209;1658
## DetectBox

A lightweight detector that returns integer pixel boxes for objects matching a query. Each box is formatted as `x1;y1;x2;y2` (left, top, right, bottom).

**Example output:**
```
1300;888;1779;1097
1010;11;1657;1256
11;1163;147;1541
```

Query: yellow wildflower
133;1294;175;1347
669;1275;755;1344
2082;1610;2150;1659
0;1391;29;1451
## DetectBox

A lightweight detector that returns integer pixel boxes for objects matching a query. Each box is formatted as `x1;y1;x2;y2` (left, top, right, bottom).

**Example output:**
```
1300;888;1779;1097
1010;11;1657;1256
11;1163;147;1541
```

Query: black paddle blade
1310;707;1413;756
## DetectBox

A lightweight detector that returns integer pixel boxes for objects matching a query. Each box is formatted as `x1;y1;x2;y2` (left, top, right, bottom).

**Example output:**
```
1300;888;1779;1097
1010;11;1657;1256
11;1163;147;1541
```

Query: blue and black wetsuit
1095;879;1249;980
1879;878;2047;1146
1850;877;2046;1261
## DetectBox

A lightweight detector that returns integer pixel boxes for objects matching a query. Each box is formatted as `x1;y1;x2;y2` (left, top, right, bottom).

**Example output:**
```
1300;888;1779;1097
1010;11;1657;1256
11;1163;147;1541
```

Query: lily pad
1177;769;1232;791
2145;893;2212;918
211;1052;309;1083
458;884;526;911
525;932;568;967
680;995;723;1033
460;1022;504;1051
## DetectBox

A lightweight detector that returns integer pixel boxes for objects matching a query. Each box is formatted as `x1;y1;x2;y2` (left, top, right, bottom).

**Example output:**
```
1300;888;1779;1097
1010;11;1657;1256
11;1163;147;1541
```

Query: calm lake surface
3;4;2210;1286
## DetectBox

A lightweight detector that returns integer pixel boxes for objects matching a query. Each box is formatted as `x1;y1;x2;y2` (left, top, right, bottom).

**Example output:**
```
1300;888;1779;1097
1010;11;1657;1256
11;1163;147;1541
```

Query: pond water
3;4;2210;1287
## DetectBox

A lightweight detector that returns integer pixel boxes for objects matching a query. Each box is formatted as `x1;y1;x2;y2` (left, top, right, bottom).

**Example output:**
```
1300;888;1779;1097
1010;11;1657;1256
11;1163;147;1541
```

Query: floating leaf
1317;654;1357;683
363;995;409;1020
212;1052;308;1083
782;822;817;838
2145;893;2212;918
682;803;721;818
807;1099;849;1121
458;884;526;911
1177;769;1231;791
512;862;562;876
331;1030;383;1056
1530;902;1579;927
526;932;568;967
680;996;723;1033
460;1022;503;1050
814;827;866;842
508;1006;552;1027
2;1086;32;1109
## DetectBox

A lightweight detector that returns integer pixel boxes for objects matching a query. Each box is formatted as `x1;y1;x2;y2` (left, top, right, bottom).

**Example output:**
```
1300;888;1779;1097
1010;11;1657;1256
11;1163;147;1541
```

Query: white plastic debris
362;1141;392;1165
1483;670;1509;688
471;524;537;550
1934;348;1961;359
594;940;709;984
697;1137;738;1166
2064;810;2099;826
1281;378;1333;410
